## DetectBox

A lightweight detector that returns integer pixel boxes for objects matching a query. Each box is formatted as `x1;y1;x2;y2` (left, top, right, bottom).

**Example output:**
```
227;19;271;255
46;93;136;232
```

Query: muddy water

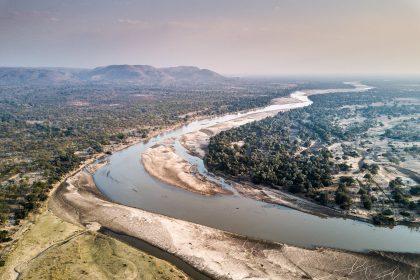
94;84;420;253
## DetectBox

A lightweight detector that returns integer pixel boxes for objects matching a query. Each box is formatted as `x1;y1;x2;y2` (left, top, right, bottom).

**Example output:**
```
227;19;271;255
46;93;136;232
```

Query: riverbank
174;84;420;227
1;89;296;277
0;210;188;280
142;94;309;196
0;145;190;280
180;98;297;159
0;115;214;279
158;87;374;223
142;138;232;196
50;170;419;279
180;83;372;160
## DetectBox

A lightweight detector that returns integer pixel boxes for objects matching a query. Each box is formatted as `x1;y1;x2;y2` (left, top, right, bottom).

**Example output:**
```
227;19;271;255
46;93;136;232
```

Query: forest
206;83;420;221
0;81;293;240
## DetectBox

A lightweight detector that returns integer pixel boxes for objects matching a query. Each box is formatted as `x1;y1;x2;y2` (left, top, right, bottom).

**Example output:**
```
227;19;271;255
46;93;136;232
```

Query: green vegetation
383;118;420;142
410;186;420;196
373;213;395;226
0;231;11;243
361;194;373;210
206;83;420;217
0;82;291;241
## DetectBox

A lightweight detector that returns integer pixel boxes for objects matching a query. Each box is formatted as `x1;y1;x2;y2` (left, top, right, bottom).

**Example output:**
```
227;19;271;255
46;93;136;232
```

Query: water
94;84;420;253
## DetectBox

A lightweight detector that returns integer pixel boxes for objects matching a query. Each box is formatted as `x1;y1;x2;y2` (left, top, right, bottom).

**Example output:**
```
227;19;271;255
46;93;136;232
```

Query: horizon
1;0;420;75
1;64;420;79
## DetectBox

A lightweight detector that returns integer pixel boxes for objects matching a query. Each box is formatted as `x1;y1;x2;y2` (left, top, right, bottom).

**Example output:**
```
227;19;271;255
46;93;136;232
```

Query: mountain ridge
0;65;229;85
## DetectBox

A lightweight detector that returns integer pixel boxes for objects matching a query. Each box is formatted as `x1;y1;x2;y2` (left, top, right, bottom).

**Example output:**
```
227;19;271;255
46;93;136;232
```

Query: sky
1;0;420;75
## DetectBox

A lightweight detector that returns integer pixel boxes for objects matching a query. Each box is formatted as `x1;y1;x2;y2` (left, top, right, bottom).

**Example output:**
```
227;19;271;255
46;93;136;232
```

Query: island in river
90;81;418;278
203;82;420;227
1;79;419;279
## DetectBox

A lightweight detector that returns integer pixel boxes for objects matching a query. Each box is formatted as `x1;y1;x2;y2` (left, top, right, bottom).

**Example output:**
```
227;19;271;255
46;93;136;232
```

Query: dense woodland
0;81;294;238
206;82;420;222
1;79;419;243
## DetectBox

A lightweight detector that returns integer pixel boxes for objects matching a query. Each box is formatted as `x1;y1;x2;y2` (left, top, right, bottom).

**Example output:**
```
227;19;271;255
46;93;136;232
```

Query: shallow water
94;85;420;253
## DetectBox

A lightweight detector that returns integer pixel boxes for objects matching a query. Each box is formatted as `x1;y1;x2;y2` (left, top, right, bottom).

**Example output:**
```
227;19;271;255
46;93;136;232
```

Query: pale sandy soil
181;95;314;159
177;84;398;223
179;96;306;158
232;181;346;218
306;82;373;96
50;171;419;280
181;109;283;158
142;139;231;196
271;96;304;105
85;159;109;174
180;84;372;159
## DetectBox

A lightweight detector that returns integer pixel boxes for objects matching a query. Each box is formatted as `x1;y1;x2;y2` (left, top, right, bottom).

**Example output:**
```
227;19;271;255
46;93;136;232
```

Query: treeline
0;81;293;235
206;84;420;212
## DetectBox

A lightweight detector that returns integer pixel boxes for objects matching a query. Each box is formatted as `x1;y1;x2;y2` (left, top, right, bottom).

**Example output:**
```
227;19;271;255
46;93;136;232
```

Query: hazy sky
1;0;420;75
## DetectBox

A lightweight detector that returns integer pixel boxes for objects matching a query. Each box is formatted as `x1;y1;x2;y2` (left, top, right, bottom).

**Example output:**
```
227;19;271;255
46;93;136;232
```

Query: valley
0;69;419;279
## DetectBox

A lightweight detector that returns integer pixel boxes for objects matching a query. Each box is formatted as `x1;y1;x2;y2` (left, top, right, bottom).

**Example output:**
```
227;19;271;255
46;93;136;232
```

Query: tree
335;190;352;210
361;194;372;210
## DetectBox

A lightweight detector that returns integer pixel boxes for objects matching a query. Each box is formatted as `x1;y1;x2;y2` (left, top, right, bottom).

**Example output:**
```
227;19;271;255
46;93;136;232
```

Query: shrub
361;194;373;210
409;186;420;196
373;214;395;226
382;208;394;216
400;211;410;217
335;191;352;209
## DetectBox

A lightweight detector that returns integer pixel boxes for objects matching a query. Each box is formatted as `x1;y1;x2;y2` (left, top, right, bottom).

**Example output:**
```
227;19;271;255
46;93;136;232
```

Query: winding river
94;84;420;254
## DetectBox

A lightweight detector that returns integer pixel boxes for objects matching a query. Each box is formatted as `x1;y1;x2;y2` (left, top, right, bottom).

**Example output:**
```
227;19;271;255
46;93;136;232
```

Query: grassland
0;210;188;280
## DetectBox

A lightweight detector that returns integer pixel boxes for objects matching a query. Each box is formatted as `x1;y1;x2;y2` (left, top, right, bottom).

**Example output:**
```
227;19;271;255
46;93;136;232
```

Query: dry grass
19;233;188;280
0;210;188;280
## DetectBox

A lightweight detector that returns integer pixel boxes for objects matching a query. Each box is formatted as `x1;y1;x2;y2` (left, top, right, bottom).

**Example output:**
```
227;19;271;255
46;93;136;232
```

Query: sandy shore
142;138;231;196
181;109;284;159
180;94;317;159
180;83;372;160
176;83;419;226
50;170;419;279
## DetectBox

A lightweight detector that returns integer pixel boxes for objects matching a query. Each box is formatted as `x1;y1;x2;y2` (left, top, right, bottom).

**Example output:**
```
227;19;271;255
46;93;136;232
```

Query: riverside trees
206;83;420;214
0;81;292;236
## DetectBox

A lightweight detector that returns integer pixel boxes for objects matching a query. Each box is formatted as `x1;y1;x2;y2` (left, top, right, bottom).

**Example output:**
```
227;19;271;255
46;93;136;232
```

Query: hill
0;65;228;86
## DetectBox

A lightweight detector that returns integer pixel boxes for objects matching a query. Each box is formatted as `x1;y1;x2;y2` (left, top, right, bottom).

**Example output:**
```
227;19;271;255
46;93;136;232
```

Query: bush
400;211;410;217
408;201;417;210
335;191;352;210
38;192;48;201
363;173;372;180
316;192;330;206
339;176;356;186
361;194;372;210
358;188;366;195
0;230;12;242
409;186;420;196
373;214;395;226
338;163;350;172
382;208;394;216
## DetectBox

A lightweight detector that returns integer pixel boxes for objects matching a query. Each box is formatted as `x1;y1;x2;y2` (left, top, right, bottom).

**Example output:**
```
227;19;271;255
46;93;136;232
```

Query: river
94;83;420;254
